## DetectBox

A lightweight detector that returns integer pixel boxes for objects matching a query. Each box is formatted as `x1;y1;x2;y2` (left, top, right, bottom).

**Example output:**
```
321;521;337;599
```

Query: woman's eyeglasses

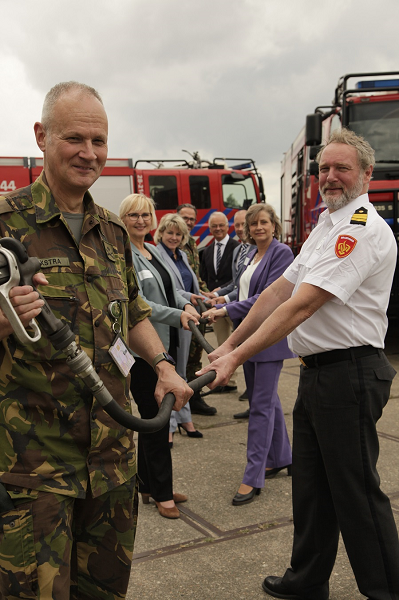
126;213;152;222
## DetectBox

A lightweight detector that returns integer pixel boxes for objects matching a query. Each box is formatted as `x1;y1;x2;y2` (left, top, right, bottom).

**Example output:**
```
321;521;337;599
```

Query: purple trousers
242;360;292;489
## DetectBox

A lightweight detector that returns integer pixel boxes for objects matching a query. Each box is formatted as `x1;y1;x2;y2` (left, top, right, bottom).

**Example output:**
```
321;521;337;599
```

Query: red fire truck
0;151;264;248
281;71;399;318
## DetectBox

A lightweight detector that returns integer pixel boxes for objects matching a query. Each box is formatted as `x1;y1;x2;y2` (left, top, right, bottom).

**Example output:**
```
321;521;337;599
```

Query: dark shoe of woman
141;492;151;505
232;487;261;506
141;492;187;505
177;423;203;438
265;464;292;479
155;501;180;519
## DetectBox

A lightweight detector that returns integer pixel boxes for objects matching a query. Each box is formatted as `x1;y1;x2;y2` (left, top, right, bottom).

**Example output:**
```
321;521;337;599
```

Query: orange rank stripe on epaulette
350;207;368;225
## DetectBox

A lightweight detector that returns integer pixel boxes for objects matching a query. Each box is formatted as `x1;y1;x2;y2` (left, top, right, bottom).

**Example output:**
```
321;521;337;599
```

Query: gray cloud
1;0;399;205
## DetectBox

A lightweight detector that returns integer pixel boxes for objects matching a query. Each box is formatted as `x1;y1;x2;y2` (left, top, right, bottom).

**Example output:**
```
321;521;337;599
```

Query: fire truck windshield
347;100;399;165
222;174;257;209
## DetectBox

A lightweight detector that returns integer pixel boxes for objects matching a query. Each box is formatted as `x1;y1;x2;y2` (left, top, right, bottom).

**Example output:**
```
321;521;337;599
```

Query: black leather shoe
234;408;250;419
201;385;237;396
190;393;217;415
219;385;237;393
177;424;203;438
262;576;305;599
265;465;292;479
232;486;260;506
239;389;248;400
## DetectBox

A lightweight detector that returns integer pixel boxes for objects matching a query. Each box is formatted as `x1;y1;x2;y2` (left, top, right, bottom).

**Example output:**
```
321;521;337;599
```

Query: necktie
237;243;248;272
216;242;222;273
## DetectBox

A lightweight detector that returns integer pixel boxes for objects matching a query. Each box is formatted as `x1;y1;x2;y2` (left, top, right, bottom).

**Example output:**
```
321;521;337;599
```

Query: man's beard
320;172;364;211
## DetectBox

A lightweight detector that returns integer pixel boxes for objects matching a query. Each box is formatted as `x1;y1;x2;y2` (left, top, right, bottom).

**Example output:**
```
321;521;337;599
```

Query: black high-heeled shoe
232;487;261;506
177;424;203;438
265;464;292;479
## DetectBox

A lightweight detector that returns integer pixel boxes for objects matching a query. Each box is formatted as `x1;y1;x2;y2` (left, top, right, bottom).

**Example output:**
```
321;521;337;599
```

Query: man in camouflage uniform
0;82;191;600
176;204;217;415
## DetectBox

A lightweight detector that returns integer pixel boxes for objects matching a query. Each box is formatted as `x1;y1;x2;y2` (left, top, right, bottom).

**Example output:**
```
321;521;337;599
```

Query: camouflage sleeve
185;237;209;293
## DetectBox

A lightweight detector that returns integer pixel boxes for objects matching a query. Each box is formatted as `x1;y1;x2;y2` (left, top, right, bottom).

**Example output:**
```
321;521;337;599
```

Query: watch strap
152;352;175;370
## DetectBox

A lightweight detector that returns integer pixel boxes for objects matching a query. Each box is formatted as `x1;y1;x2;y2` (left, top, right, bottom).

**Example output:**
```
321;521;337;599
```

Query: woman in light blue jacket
155;214;208;444
120;194;198;520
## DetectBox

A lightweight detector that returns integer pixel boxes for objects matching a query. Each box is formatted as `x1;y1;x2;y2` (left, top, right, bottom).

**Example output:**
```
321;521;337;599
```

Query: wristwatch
152;352;176;370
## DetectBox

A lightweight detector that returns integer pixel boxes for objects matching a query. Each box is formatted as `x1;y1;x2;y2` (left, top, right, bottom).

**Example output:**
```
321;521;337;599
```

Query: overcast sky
1;0;398;211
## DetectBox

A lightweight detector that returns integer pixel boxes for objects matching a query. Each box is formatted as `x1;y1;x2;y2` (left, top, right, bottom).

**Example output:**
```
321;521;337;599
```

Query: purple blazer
223;238;296;363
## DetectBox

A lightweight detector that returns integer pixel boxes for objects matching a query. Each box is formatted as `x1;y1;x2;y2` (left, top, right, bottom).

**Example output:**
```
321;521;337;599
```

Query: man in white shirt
197;129;399;600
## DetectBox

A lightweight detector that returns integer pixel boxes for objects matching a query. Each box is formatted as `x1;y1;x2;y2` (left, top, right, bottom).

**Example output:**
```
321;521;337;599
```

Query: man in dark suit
200;211;239;391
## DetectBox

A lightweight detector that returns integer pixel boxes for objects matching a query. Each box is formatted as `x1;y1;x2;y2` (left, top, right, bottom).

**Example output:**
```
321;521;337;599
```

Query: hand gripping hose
0;238;216;434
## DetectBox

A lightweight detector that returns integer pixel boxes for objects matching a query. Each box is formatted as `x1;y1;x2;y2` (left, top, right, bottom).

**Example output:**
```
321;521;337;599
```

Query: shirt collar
160;241;182;260
329;193;370;226
214;234;230;246
31;171;100;225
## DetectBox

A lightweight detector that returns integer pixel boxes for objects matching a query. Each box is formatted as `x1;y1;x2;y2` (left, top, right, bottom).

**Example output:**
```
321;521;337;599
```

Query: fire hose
0;238;216;436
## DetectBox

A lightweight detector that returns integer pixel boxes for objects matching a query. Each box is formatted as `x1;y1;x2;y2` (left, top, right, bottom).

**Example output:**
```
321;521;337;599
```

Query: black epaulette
350;207;368;226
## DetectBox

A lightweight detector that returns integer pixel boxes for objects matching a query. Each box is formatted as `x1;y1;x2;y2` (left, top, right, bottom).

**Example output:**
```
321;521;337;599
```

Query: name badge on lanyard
107;301;135;376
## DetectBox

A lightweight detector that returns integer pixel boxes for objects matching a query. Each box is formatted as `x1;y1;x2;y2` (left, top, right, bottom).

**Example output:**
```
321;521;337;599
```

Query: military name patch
335;235;357;259
350;207;368;226
39;257;70;268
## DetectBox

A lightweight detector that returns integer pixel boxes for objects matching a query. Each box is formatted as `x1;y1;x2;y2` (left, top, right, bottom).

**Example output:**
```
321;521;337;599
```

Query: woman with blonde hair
120;194;199;519
155;213;208;443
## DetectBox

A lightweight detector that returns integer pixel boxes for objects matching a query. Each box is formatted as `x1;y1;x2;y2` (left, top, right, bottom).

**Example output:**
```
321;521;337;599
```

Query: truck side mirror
305;114;322;146
309;161;319;177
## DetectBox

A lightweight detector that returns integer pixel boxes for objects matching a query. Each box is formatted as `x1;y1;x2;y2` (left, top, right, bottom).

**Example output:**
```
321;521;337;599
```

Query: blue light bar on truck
231;163;252;170
356;79;399;89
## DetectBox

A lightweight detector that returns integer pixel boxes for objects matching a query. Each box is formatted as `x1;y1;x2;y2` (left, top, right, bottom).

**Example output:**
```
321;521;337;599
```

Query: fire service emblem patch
335;235;357;258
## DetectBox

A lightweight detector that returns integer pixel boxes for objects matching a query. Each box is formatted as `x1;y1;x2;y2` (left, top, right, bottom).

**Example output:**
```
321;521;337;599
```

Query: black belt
299;346;380;369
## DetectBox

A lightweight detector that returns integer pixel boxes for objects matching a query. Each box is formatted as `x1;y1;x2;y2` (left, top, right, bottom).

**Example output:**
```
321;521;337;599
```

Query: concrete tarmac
127;327;399;600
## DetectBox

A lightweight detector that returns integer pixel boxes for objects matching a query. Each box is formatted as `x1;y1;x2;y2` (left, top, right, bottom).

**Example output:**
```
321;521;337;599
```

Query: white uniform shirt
284;194;397;356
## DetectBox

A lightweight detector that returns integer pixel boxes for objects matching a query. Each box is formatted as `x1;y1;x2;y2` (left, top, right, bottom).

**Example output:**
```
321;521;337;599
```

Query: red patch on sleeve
335;235;357;258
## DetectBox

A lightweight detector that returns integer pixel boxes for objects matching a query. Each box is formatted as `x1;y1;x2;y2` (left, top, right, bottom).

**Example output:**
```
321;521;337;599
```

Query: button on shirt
283;194;397;356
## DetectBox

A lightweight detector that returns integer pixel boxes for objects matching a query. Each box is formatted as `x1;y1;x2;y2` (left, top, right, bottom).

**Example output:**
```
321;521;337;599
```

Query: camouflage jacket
0;173;151;498
182;236;209;293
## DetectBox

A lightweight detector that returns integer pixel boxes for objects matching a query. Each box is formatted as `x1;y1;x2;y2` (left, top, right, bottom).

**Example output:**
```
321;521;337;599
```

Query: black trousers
282;350;399;600
130;358;173;502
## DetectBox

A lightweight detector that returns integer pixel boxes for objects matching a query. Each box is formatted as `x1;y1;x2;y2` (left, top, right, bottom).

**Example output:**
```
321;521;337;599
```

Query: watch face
164;353;176;365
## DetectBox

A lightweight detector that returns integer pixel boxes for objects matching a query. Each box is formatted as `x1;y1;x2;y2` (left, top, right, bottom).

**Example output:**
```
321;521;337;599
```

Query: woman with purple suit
203;204;295;505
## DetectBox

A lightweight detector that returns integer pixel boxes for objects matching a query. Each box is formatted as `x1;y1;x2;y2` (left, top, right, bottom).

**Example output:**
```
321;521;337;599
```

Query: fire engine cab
281;71;399;318
0;151;264;248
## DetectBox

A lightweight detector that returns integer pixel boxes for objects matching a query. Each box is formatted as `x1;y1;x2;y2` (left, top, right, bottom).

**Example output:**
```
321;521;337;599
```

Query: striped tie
237;243;248;272
216;242;222;273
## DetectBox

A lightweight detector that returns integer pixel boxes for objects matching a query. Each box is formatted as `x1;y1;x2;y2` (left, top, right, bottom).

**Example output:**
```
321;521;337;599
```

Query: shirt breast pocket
10;285;80;363
297;248;320;271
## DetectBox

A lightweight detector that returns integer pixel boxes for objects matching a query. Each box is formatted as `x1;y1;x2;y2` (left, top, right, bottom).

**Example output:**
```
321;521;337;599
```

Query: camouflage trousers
0;476;138;600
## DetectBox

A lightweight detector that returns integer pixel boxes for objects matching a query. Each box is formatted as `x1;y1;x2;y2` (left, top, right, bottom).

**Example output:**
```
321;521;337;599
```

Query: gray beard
321;175;364;211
